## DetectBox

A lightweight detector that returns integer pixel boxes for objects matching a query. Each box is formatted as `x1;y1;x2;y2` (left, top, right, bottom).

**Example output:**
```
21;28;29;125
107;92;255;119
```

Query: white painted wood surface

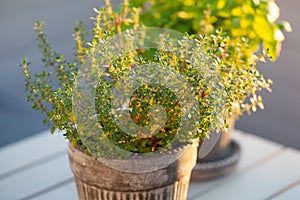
30;181;78;200
0;130;67;178
191;149;300;200
272;182;300;200
0;130;299;200
187;131;283;199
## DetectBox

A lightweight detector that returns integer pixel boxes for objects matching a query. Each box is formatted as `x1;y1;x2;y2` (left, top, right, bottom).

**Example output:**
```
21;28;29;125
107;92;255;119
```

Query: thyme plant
21;0;271;154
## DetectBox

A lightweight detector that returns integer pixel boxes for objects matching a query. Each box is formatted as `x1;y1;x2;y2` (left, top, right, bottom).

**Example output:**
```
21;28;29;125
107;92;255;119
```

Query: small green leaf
217;0;226;10
263;40;280;61
50;126;56;134
71;138;77;146
253;15;274;42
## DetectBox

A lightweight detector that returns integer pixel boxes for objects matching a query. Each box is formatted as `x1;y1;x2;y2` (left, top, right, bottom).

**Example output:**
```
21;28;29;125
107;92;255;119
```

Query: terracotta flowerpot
191;118;241;180
68;141;198;200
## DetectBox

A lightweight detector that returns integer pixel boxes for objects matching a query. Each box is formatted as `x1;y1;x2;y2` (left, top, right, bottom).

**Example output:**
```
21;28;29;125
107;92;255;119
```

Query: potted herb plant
21;0;230;199
131;0;291;179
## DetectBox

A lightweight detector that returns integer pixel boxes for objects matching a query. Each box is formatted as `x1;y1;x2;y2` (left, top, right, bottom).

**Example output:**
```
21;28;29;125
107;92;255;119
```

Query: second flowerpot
191;118;241;180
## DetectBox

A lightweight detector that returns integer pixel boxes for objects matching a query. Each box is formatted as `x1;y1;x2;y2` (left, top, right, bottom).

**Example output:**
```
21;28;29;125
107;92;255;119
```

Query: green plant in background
131;0;291;118
21;0;236;155
131;0;291;60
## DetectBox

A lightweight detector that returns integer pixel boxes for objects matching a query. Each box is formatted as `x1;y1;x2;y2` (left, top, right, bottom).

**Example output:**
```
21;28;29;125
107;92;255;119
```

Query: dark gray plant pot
68;141;198;200
191;118;241;180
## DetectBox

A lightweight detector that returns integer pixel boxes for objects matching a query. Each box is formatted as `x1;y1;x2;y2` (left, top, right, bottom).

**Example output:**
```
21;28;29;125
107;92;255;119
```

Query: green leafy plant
21;0;277;155
131;0;291;119
131;0;291;60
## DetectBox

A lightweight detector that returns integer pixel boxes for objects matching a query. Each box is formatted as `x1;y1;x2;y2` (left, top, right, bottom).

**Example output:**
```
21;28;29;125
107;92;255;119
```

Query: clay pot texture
68;141;198;200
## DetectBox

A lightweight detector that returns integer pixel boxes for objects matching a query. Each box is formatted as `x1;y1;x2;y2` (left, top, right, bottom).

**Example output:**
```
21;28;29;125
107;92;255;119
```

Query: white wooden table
0;130;299;200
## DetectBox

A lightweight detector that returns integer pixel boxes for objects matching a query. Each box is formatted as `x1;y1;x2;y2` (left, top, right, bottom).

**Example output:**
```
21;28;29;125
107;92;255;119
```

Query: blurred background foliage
130;0;291;61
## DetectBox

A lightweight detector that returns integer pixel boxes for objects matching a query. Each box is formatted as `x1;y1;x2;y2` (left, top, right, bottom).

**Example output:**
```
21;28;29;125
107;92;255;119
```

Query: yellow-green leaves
217;0;226;10
133;0;290;61
253;15;274;42
252;15;279;61
263;40;279;61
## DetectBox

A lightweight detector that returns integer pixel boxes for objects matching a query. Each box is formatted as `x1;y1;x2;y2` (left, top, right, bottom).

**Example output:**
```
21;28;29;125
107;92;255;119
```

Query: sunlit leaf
253;15;274;42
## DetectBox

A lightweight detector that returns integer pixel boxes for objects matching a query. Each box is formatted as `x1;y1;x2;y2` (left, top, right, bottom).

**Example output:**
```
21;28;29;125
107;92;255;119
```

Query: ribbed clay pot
68;141;198;200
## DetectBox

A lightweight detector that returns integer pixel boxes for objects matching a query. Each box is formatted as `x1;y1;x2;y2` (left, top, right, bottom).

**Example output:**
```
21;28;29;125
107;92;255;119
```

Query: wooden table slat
272;181;300;200
30;180;78;200
192;148;300;200
188;130;283;198
0;153;72;200
0;130;67;179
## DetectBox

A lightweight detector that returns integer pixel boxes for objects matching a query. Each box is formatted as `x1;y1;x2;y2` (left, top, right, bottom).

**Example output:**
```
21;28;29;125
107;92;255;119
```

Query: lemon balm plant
131;0;291;61
20;0;233;199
